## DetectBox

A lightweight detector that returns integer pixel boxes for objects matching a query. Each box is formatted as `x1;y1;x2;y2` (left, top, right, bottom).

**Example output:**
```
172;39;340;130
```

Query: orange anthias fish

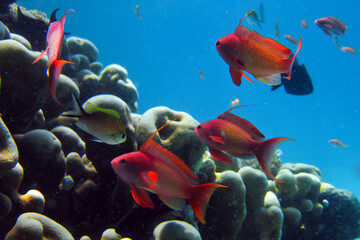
33;9;74;104
328;139;348;148
111;117;226;224
194;106;293;182
216;11;302;86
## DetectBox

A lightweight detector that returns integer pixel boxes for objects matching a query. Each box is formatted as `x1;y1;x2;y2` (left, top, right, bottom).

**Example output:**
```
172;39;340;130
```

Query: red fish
194;106;293;182
328;139;348;148
111;117;226;224
216;11;302;86
340;46;356;55
33;9;74;104
314;16;346;37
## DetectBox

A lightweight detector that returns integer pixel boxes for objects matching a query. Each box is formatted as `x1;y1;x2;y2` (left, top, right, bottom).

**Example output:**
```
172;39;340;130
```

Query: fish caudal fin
48;60;72;105
189;183;226;224
253;137;294;182
284;35;302;80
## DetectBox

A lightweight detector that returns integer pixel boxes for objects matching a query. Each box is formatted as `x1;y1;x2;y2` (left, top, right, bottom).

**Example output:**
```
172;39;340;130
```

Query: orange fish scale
235;37;290;76
220;121;255;151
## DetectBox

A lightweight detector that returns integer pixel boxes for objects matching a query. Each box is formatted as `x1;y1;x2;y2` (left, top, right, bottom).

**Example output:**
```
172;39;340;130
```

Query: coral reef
0;117;45;238
0;5;359;240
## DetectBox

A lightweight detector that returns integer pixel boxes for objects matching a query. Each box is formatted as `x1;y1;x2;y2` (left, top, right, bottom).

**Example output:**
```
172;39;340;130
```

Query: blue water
23;0;360;198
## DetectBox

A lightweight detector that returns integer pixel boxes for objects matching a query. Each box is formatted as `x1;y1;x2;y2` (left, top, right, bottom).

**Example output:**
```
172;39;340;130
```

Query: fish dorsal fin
235;25;292;59
131;184;155;209
217;105;265;141
83;102;121;119
140;117;200;185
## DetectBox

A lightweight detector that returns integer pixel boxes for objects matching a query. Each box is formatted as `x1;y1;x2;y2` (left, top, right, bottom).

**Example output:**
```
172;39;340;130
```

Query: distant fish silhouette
271;57;313;95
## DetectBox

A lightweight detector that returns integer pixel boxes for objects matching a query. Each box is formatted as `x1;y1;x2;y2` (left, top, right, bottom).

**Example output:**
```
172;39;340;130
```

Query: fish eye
121;133;126;139
216;41;220;47
197;125;202;130
120;159;127;164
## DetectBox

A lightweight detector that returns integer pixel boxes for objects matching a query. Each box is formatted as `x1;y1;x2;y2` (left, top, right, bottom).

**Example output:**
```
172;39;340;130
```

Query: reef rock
199;170;246;240
0;117;45;239
0;39;48;134
77;64;139;112
239;167;284;240
154;220;201;240
51;126;86;156
67;37;99;63
16;129;66;197
5;212;74;240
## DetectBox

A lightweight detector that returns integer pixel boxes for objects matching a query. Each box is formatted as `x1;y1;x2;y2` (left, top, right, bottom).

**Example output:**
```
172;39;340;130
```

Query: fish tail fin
62;92;85;118
284;35;302;80
254;137;294;182
48;60;72;105
189;183;227;224
32;47;49;64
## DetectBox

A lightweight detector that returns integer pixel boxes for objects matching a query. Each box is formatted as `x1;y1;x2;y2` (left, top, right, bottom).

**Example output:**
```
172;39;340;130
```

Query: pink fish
111;117;226;224
314;16;346;37
340;46;356;54
328;139;348;148
33;9;74;104
194;106;293;182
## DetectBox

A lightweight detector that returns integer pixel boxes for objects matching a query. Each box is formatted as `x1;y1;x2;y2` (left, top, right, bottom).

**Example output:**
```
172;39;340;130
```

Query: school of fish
30;4;355;225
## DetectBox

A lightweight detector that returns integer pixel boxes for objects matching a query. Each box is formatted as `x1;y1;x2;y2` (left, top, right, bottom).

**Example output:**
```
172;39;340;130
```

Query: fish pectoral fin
131;185;155;209
158;195;186;211
255;74;282;85
90;138;104;143
209;136;225;145
147;171;158;186
209;147;232;163
140;171;158;189
229;67;242;86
